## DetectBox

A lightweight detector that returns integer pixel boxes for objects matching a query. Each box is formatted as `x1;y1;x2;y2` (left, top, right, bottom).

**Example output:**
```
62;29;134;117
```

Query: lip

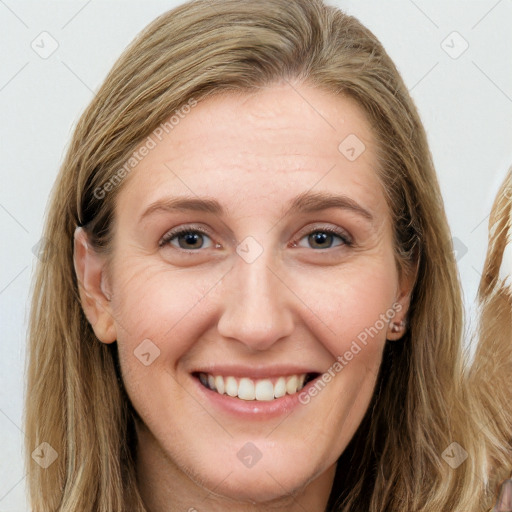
191;370;321;420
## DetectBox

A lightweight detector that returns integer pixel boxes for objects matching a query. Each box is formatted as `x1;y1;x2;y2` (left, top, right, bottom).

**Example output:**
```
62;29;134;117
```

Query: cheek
109;258;225;360
291;258;398;357
109;245;398;375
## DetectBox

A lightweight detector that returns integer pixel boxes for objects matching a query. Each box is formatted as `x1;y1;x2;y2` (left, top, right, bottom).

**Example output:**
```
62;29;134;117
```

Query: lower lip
192;375;316;420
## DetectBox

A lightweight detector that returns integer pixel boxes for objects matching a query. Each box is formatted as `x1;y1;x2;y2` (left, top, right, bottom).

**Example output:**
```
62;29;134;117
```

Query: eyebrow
139;191;374;223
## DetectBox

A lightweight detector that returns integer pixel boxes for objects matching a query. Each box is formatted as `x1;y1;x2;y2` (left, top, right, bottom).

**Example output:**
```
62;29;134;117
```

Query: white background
1;1;511;510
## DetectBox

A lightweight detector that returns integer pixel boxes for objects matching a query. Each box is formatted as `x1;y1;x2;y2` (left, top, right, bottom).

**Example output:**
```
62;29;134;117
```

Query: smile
196;372;319;401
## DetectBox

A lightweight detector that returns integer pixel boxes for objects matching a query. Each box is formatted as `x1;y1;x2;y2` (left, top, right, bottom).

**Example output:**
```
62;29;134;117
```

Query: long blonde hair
24;0;493;510
469;168;512;506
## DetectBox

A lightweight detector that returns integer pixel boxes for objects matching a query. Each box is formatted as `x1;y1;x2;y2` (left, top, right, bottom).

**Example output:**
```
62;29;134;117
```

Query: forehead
116;83;387;221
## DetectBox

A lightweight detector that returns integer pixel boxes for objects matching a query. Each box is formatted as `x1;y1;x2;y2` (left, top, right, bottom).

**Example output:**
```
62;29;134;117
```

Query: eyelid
158;224;216;248
159;222;354;250
293;223;353;246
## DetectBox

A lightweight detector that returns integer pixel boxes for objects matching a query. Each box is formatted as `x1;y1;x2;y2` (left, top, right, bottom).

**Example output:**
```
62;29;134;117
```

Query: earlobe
387;318;407;341
387;261;417;341
73;227;117;344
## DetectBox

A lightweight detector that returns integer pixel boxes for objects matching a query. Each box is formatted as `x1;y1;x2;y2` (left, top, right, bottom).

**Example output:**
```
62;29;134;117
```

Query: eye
294;227;352;250
159;227;215;250
158;225;352;252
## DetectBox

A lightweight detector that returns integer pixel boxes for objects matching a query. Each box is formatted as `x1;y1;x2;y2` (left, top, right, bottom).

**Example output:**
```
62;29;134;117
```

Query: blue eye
160;228;214;250
159;226;352;251
296;228;352;250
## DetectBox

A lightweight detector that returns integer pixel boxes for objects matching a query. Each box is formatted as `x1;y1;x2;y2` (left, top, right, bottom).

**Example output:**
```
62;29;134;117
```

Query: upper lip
190;365;321;379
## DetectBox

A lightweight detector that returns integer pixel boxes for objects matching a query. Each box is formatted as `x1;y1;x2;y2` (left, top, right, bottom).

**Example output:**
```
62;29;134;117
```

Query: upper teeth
199;373;307;401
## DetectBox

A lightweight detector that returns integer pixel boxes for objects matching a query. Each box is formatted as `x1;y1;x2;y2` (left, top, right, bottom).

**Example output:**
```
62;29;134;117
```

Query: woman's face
76;82;413;507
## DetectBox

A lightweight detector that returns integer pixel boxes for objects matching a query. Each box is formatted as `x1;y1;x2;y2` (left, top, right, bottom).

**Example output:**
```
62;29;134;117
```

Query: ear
386;259;418;341
73;227;117;344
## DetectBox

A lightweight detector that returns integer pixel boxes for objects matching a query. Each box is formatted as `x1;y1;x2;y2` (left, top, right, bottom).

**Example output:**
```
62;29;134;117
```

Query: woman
469;168;512;511
24;0;494;510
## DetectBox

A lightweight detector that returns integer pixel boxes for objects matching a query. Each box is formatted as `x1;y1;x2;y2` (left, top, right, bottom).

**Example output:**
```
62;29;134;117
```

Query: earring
391;320;405;333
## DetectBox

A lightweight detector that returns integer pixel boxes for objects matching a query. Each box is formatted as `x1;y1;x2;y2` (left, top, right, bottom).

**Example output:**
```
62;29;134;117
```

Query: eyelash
158;225;353;251
294;226;353;248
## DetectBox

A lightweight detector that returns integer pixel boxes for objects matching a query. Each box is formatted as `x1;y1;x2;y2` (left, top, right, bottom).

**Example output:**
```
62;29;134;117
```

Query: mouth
193;372;320;401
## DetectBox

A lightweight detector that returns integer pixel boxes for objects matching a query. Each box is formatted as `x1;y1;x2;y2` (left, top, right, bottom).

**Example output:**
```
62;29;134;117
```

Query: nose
216;247;295;351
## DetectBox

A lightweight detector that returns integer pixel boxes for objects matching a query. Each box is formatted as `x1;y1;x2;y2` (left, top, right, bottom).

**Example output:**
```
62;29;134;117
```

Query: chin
174;438;328;505
197;463;317;504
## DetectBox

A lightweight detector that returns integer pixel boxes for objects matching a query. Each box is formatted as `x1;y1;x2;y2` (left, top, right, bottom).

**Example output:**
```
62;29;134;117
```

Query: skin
74;82;415;511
